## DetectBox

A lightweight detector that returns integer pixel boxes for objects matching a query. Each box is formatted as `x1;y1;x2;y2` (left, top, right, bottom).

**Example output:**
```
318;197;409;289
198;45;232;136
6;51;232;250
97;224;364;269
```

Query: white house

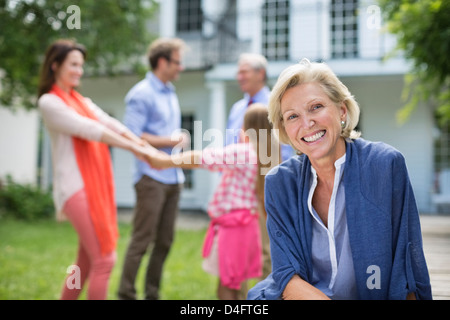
1;0;448;213
0;107;40;184
132;0;441;214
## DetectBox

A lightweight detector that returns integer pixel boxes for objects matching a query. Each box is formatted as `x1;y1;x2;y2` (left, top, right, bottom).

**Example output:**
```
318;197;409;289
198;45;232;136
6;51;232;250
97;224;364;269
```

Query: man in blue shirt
118;38;189;300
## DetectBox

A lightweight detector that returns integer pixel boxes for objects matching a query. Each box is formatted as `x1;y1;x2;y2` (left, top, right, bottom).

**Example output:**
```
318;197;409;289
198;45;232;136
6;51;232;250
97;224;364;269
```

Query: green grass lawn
0;217;219;300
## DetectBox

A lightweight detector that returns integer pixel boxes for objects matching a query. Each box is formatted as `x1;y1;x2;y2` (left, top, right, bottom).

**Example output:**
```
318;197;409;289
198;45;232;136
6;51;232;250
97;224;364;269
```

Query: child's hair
243;103;281;212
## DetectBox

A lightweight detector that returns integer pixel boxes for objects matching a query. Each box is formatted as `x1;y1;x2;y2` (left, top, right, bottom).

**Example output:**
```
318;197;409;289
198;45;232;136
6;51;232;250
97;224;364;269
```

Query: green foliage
378;0;450;124
0;175;54;220
0;0;157;109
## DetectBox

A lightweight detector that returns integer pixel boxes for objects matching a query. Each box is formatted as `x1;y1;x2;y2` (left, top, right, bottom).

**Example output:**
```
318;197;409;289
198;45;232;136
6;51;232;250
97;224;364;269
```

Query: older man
226;53;292;160
226;53;270;146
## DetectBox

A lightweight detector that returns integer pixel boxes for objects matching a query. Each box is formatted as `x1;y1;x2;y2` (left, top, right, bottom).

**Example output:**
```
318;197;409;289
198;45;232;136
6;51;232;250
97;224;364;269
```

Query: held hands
130;139;174;170
130;140;158;164
121;130;173;169
144;150;173;170
144;132;191;169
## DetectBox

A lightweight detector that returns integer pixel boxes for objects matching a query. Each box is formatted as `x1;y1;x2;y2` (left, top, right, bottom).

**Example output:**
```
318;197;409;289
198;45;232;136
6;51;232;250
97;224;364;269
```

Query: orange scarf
50;84;118;255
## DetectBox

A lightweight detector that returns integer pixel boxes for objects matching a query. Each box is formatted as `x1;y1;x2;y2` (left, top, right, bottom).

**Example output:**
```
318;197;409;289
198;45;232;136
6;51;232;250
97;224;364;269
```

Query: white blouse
308;155;358;299
38;93;127;220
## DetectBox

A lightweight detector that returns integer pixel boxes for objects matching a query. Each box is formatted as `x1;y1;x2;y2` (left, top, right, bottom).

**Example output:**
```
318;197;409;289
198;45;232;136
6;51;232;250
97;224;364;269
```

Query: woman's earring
341;120;346;129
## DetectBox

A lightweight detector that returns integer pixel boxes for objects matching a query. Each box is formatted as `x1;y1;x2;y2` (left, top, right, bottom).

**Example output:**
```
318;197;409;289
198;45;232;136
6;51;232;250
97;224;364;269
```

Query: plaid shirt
201;143;259;218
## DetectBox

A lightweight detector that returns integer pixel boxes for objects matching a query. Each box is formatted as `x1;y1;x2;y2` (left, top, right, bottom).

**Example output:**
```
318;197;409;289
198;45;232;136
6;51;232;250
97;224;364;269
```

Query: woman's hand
129;142;158;163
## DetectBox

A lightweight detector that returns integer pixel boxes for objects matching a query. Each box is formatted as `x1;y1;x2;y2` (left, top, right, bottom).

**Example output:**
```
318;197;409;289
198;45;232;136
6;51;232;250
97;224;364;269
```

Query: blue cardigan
248;138;432;300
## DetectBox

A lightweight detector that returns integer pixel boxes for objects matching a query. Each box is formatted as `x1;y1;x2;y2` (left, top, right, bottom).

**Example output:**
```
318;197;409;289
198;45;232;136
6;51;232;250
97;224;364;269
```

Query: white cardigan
38;93;127;220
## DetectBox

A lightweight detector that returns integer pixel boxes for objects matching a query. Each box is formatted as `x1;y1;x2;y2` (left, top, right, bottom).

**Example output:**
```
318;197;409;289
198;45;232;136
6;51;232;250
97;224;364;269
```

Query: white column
159;0;176;37
205;80;227;199
206;80;226;146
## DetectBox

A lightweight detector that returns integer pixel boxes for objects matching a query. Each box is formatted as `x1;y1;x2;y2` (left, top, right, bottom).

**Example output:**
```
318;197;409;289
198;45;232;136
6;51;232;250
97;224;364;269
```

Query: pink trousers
60;189;116;300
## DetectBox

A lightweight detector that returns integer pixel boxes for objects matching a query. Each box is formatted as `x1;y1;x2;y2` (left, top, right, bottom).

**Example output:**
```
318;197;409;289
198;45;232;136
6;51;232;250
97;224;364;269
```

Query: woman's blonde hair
268;59;361;149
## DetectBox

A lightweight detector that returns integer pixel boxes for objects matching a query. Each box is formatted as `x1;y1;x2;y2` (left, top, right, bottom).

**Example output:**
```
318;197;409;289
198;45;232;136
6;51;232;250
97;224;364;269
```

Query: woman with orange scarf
37;39;155;300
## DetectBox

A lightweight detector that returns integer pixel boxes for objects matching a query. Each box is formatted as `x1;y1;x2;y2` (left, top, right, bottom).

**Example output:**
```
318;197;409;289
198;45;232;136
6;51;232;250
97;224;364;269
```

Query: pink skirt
202;209;262;290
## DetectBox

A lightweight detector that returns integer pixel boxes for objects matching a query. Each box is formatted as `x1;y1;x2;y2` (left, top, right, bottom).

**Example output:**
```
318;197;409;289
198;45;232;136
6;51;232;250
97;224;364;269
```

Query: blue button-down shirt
124;72;185;185
225;86;293;161
226;86;271;146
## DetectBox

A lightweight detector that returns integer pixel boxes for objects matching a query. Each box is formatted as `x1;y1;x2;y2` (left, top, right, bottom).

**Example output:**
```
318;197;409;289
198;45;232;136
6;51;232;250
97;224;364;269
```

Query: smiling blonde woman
248;59;432;300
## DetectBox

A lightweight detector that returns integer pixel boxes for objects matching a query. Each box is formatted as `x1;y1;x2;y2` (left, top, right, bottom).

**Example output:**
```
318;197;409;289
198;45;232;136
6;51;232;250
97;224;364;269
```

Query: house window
181;113;195;189
331;0;359;59
262;0;290;61
434;121;450;212
176;0;203;33
436;123;450;172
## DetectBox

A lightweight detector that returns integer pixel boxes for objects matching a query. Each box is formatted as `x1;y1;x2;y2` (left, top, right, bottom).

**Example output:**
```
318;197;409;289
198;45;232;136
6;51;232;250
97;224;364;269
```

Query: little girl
148;103;280;299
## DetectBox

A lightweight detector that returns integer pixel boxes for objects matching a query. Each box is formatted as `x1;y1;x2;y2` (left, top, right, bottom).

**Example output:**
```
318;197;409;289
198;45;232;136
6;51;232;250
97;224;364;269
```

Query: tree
0;0;157;109
378;0;450;124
